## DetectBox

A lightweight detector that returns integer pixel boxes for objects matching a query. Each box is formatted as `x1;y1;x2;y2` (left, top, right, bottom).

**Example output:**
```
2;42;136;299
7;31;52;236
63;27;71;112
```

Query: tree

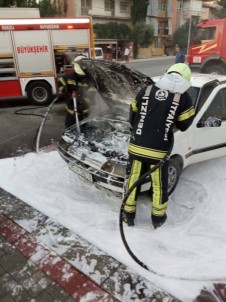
93;22;131;39
0;0;63;17
0;0;38;6
130;22;154;58
210;0;225;18
130;1;154;58
131;0;149;25
173;19;197;52
38;0;62;17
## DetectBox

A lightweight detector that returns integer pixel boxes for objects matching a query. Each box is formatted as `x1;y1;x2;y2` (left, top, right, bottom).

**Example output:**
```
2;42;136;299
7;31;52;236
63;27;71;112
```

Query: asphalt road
0;57;174;159
0;99;65;159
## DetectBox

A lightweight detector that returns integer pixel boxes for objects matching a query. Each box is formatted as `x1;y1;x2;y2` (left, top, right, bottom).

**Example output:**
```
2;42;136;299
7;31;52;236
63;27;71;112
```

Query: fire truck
187;18;226;75
0;18;95;105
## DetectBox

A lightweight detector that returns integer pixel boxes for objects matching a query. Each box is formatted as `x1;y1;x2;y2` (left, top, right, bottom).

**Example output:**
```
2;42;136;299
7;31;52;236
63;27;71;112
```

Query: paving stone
0;189;24;215
0;284;9;299
101;264;181;302
0;248;27;272
64;297;76;302
12;290;35;302
0;265;6;276
62;241;120;285
0;295;15;302
46;282;71;301
0;272;12;287
11;259;39;282
21;276;45;297
34;290;59;302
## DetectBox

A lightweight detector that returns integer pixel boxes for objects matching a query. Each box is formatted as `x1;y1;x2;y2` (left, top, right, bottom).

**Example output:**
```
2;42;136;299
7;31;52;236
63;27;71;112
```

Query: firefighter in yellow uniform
124;63;195;229
58;55;97;128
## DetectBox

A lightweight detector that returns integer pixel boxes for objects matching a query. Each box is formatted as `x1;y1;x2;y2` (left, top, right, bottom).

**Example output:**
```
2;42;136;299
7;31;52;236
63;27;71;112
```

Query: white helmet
73;55;86;76
167;63;191;81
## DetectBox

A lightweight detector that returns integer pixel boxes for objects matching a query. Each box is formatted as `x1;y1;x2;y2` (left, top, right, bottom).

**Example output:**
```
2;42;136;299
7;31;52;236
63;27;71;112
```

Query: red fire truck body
0;18;95;105
187;18;226;75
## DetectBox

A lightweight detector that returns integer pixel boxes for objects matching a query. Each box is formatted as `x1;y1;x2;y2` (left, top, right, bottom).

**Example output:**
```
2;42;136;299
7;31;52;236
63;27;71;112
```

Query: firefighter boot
123;211;135;227
152;214;167;229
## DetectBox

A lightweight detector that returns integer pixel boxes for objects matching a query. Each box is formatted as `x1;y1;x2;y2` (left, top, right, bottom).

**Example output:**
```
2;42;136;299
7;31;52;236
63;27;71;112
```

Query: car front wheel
168;158;182;196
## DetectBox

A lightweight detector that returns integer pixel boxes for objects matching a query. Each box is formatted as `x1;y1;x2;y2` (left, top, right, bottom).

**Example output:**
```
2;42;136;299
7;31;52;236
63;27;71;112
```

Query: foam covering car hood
77;59;154;107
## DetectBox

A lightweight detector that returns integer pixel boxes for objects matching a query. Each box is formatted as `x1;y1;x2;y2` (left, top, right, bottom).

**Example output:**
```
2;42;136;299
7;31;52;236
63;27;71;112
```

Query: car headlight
102;160;126;178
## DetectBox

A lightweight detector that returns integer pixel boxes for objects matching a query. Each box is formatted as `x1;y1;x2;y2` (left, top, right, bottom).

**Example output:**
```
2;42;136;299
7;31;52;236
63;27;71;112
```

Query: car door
185;84;226;165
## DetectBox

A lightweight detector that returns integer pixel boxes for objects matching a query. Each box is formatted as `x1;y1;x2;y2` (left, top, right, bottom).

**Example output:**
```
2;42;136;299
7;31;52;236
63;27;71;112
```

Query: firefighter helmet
167;63;191;81
73;55;86;76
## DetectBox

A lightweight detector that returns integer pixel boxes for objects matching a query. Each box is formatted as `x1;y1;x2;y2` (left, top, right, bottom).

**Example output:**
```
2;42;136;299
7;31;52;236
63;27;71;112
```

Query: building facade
58;0;132;26
52;0;218;58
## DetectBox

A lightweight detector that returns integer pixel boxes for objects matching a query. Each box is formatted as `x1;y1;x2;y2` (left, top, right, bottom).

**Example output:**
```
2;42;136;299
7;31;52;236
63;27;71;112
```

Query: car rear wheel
27;81;52;106
168;158;182;196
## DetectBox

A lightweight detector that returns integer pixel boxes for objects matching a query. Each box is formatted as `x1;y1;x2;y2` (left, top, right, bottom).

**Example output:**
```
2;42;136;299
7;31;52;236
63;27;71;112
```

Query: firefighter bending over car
58;55;97;128
123;63;195;229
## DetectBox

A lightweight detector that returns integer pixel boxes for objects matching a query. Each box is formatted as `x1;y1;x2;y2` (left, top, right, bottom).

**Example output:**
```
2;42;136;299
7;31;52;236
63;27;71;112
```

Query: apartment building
57;0;132;25
144;0;215;57
53;0;215;58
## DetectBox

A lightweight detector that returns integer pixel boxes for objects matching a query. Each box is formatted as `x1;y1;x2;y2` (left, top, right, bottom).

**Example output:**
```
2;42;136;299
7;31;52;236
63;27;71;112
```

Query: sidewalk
0;187;181;302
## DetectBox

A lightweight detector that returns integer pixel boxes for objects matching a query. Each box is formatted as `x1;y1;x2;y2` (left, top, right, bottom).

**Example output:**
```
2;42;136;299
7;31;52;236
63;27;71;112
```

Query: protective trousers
124;158;169;217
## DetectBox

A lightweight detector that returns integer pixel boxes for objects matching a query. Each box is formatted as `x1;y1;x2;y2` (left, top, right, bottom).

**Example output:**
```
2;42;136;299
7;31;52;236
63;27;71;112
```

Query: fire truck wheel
27;81;52;106
204;65;226;75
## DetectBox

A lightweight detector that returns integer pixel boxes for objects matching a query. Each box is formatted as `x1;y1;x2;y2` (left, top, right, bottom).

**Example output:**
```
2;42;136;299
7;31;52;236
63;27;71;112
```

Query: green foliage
210;0;226;18
0;0;63;16
130;1;153;58
173;20;197;51
39;0;62;17
0;0;38;6
131;0;149;25
93;22;131;39
131;22;154;46
130;22;154;58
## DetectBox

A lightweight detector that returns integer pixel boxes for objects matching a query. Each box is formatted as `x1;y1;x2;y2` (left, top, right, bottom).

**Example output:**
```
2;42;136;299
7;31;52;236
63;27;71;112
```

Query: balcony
158;28;169;36
157;11;167;18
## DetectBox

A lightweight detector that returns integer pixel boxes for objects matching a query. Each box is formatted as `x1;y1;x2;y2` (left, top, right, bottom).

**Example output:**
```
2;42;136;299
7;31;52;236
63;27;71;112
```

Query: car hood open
77;59;154;113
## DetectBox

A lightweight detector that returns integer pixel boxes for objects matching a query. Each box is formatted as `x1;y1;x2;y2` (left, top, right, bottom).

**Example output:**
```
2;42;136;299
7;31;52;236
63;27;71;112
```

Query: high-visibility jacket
58;72;96;118
128;83;195;163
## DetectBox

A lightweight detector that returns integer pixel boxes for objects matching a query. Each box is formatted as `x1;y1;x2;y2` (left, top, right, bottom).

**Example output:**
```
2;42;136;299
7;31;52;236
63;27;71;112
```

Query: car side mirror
197;117;221;128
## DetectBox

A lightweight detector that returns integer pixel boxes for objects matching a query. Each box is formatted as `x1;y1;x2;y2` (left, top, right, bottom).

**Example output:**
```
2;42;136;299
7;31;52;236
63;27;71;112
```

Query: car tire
168;158;182;196
27;81;52;106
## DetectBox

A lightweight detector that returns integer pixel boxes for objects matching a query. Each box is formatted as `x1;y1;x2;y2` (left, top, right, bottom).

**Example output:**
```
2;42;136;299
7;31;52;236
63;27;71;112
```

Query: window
177;0;183;10
105;0;115;11
158;21;168;35
120;1;128;12
203;88;226;120
158;1;166;11
81;0;92;7
193;27;216;44
196;82;218;113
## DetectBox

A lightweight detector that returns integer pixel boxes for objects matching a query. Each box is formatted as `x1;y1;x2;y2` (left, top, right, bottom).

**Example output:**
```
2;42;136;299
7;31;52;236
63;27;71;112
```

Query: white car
58;59;226;195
